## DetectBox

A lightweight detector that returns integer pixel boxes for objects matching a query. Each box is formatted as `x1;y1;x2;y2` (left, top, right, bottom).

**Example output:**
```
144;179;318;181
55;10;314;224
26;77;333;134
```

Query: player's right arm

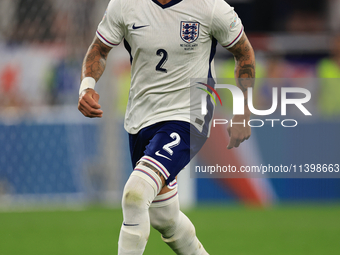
78;36;112;118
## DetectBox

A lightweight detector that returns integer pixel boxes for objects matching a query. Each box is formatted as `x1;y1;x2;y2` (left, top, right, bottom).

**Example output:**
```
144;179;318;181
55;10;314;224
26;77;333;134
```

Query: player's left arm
226;32;255;149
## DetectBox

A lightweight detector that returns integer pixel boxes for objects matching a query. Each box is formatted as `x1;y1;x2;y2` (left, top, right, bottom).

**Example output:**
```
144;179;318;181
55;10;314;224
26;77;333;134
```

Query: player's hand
227;114;251;149
78;88;103;118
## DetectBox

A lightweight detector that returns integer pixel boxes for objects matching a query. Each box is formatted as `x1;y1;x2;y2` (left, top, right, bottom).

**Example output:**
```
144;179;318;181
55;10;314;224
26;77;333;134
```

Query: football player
78;0;255;254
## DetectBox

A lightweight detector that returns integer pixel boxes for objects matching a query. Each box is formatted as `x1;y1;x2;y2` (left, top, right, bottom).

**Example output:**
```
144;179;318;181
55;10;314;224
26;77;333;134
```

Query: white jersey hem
125;116;203;135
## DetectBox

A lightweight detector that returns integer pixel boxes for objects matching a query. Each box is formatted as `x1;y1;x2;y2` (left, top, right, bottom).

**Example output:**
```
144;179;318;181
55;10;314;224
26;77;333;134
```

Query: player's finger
79;98;103;115
227;126;231;137
89;109;103;117
227;136;237;149
79;103;93;116
78;104;90;117
78;99;93;114
234;139;241;148
83;94;101;109
79;101;103;117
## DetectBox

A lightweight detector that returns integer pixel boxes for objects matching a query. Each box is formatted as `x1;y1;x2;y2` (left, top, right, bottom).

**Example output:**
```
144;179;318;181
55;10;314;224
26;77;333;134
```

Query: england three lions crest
180;21;200;43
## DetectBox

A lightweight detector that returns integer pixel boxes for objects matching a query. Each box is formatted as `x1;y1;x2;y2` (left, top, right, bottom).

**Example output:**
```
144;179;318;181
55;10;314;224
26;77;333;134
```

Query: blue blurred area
197;178;235;203
47;58;82;105
0;123;99;196
271;179;340;201
255;120;340;166
255;120;340;201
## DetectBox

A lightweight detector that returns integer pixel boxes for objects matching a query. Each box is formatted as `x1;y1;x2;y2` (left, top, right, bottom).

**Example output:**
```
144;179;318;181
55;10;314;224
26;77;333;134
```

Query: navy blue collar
152;0;183;9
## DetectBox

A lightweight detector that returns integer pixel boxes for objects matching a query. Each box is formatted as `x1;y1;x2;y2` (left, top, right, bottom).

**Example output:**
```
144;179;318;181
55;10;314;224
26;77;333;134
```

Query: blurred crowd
0;0;97;44
0;0;102;108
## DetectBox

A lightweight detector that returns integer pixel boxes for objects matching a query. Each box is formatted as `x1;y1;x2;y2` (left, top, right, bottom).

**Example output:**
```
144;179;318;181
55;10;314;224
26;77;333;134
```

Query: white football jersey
96;0;243;135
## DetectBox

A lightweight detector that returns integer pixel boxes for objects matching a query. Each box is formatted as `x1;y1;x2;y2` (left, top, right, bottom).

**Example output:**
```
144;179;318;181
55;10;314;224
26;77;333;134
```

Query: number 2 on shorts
163;132;181;156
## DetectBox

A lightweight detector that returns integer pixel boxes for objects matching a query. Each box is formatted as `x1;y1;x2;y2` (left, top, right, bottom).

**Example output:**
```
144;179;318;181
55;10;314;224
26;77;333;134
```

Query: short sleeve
210;0;244;48
96;0;125;47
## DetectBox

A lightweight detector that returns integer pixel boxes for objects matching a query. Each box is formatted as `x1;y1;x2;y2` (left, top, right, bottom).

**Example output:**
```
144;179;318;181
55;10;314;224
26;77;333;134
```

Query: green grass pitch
0;205;339;255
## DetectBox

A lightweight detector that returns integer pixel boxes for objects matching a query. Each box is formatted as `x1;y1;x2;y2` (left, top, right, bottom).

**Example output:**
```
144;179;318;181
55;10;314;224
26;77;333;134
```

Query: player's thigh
143;122;191;184
133;121;206;187
158;176;177;195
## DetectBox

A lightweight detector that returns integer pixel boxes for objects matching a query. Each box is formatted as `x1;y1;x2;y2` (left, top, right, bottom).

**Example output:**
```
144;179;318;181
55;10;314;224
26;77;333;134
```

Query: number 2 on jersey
163;132;180;156
156;49;168;73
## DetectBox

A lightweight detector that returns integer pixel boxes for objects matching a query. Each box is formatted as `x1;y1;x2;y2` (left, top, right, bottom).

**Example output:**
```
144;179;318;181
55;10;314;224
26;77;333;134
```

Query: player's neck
156;0;172;5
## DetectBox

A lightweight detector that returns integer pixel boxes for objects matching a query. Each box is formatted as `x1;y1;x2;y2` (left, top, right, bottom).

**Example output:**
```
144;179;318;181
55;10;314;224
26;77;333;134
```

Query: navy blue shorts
129;121;207;186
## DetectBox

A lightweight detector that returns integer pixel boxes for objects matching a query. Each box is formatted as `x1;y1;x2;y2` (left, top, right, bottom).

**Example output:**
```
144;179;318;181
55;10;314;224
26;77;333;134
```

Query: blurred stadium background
0;0;339;254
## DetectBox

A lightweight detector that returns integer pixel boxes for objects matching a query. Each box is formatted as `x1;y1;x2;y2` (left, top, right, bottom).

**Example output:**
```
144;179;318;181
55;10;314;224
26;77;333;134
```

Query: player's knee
121;175;153;211
122;187;144;209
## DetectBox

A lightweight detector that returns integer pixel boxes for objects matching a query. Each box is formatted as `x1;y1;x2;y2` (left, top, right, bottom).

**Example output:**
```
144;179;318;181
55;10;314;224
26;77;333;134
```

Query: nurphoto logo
198;83;312;128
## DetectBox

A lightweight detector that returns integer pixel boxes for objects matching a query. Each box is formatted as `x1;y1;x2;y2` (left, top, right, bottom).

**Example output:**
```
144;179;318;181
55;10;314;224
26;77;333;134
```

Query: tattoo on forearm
81;37;111;82
228;33;255;95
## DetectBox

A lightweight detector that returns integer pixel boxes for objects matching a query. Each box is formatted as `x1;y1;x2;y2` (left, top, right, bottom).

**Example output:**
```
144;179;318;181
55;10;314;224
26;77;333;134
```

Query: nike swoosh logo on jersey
155;150;172;161
132;23;149;29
